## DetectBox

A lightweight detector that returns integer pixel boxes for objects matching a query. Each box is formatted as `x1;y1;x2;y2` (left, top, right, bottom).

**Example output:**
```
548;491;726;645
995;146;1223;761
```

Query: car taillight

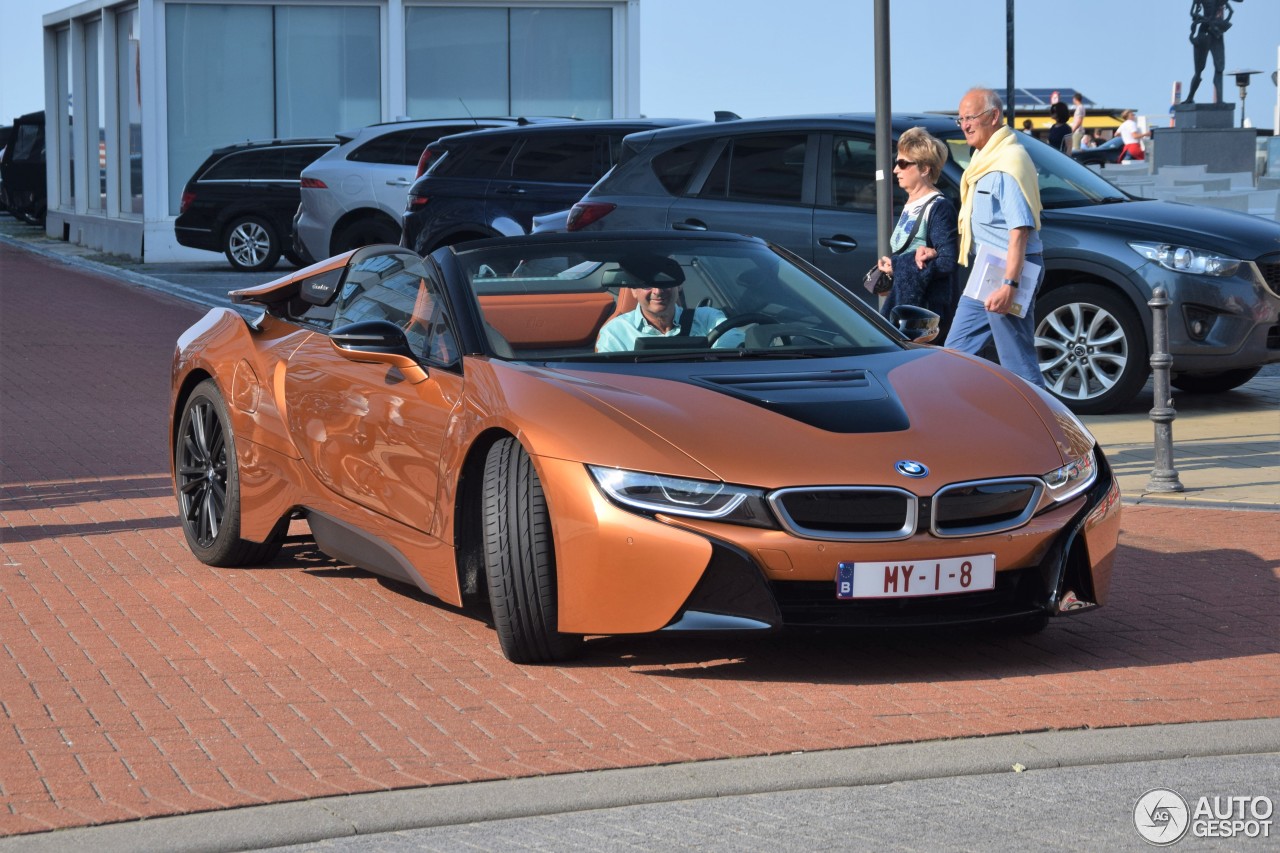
179;191;195;214
407;196;430;211
414;148;437;179
566;202;616;232
300;177;327;189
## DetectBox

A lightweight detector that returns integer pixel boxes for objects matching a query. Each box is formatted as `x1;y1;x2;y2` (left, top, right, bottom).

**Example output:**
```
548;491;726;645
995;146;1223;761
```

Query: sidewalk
1;217;1278;851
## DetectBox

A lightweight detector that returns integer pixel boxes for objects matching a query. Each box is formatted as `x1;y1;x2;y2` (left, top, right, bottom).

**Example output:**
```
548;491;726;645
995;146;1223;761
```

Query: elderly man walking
945;87;1046;387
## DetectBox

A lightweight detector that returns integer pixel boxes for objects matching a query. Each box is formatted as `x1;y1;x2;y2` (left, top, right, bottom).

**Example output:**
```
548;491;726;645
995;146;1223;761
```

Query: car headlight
1128;241;1240;277
1042;449;1097;503
587;466;776;528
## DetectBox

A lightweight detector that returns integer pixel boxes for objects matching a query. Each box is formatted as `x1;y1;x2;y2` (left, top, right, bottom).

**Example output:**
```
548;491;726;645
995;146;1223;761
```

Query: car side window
279;146;331;177
431;139;516;179
332;254;459;366
650;140;715;195
698;134;806;203
830;136;879;211
509;134;601;183
204;150;279;181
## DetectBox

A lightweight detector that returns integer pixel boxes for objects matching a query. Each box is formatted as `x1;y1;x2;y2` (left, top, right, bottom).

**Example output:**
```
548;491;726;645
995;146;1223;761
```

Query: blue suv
566;113;1280;414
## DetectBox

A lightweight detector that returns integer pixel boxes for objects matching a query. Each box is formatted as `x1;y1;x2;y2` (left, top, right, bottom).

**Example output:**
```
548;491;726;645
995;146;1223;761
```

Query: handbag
862;194;941;295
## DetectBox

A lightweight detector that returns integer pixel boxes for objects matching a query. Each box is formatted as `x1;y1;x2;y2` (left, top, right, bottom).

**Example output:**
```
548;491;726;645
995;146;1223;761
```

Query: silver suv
294;117;562;261
567;113;1280;414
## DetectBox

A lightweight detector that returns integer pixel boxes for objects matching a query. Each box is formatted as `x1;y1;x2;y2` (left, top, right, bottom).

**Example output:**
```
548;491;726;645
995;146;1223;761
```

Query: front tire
1035;284;1148;415
223;215;281;272
175;380;284;567
482;437;582;664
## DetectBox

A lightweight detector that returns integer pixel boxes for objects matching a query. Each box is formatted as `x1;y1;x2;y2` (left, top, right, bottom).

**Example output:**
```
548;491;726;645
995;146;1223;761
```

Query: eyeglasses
893;159;917;170
954;107;995;126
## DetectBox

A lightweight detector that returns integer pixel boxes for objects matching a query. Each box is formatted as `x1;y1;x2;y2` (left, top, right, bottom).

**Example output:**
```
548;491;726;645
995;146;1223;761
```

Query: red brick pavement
2;242;1278;837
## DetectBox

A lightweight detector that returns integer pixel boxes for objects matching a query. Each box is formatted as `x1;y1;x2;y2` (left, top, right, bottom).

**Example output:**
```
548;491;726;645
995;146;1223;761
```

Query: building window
56;28;74;208
85;18;105;212
116;6;142;216
164;4;380;215
405;6;613;120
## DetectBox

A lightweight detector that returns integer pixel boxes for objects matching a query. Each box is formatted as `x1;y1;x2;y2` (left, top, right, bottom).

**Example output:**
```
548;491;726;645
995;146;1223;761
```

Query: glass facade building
41;0;636;260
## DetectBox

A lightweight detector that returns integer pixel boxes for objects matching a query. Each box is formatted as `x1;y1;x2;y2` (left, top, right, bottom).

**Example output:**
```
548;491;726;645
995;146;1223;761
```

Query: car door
283;249;464;533
490;131;608;233
811;132;898;300
666;132;816;262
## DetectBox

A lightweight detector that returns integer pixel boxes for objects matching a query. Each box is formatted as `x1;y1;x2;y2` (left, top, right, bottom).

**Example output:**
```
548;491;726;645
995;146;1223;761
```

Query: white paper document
963;244;1041;318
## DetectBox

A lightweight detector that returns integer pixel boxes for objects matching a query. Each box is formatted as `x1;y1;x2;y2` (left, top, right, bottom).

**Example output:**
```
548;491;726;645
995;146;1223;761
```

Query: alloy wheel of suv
223;215;281;272
1034;284;1148;415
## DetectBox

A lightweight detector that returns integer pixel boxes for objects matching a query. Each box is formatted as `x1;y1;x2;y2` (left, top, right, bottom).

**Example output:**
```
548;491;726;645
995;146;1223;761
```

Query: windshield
942;132;1130;208
452;238;901;362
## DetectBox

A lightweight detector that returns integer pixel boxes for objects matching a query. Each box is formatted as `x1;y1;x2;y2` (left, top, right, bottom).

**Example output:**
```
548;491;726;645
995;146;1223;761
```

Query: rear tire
223;215;281;272
481;437;582;664
175;380;285;566
332;218;400;254
1171;367;1261;394
1034;284;1148;415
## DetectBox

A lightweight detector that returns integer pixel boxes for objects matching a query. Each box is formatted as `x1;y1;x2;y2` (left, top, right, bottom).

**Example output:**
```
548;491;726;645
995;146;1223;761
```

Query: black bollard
1146;287;1184;492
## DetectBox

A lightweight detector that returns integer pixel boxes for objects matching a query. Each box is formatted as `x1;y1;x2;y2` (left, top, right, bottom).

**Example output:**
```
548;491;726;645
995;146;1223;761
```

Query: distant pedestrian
1048;102;1073;153
1070;93;1087;151
1116;109;1149;161
946;87;1045;387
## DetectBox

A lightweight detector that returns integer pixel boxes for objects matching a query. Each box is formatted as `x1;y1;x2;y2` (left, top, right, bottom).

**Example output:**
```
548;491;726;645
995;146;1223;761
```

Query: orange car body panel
173;248;1119;637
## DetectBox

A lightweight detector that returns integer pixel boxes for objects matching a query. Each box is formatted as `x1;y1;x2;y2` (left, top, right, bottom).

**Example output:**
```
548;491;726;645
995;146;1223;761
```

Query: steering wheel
706;313;776;346
744;323;840;349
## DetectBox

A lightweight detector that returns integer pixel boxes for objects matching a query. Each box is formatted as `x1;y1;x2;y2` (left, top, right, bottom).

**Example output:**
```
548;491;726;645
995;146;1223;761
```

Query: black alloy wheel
175;380;284;566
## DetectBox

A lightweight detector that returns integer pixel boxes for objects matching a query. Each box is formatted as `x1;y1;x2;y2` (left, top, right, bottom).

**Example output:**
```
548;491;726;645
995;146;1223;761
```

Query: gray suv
567;114;1280;414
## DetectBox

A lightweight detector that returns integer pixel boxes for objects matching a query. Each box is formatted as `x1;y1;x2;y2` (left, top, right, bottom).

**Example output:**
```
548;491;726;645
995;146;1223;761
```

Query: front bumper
1151;258;1280;372
661;451;1120;632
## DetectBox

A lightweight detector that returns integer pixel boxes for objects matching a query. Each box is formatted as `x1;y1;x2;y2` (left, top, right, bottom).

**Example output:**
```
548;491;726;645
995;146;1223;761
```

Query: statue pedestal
1154;103;1253;173
1173;102;1235;128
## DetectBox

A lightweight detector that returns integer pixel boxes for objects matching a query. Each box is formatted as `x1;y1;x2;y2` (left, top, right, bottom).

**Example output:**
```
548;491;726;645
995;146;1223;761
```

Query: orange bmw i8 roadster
170;232;1121;663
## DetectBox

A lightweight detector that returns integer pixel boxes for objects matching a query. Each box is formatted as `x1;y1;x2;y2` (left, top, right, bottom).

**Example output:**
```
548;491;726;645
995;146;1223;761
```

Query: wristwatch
1002;277;1019;289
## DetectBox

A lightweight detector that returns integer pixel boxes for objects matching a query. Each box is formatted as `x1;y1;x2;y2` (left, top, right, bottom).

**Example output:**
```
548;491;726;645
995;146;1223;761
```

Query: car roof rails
714;111;742;122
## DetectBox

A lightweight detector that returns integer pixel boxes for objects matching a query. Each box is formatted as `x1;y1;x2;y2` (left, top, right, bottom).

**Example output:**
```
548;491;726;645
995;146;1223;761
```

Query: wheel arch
1040;258;1153;351
328;208;402;255
422;226;500;255
452;427;519;606
170;368;216;465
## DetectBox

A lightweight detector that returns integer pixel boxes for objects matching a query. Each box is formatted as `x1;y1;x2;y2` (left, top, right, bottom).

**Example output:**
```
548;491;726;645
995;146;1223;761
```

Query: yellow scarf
957;125;1042;265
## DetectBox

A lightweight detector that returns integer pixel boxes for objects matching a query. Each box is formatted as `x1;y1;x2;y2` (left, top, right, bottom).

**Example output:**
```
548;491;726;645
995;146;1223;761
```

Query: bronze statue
1184;0;1242;103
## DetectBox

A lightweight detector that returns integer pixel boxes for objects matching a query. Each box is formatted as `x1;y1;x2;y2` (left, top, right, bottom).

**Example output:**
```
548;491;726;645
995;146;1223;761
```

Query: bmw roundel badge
895;460;929;478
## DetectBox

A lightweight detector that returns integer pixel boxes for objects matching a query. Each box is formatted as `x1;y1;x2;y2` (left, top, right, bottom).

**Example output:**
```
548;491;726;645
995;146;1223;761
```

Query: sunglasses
893;159;917;170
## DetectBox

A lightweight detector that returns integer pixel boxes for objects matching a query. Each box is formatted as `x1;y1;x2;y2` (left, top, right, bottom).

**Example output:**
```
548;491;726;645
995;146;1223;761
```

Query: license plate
836;555;996;599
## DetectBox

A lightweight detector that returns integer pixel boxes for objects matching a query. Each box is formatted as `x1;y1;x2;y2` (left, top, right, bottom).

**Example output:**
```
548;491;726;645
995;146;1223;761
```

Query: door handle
496;185;528;195
818;235;859;251
672;219;707;231
386;178;412;187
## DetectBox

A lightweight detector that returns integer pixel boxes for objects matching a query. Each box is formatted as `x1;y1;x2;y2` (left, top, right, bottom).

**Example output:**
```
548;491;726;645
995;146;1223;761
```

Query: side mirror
330;320;427;384
888;305;941;344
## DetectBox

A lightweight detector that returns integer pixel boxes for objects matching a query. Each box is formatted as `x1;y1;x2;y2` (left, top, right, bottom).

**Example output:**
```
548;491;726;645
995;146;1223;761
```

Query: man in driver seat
595;256;744;352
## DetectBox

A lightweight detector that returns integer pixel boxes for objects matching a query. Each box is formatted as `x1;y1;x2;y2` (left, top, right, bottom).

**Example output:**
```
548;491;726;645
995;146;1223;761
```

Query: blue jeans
944;281;1045;387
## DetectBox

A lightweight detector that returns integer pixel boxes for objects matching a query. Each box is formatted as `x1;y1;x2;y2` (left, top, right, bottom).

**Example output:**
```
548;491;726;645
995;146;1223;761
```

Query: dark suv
399;119;696;255
0;111;46;226
566;113;1280;414
175;137;335;271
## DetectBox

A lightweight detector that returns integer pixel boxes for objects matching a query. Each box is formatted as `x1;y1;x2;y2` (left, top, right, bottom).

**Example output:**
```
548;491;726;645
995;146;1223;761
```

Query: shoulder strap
895;194;941;254
676;305;695;337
